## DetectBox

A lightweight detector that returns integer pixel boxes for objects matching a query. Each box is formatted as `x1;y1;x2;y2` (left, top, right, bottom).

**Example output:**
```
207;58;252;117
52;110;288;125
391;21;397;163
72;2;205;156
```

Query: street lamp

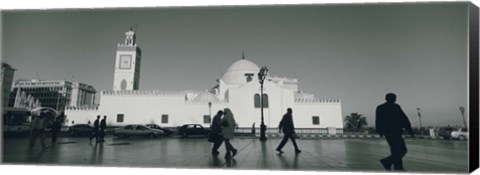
208;101;212;125
459;106;467;128
417;108;422;129
258;66;268;141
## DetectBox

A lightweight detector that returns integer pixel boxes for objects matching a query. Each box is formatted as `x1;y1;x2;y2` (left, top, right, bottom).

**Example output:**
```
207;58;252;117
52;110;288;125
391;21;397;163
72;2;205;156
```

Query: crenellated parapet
65;106;99;111
295;98;341;104
185;99;228;104
102;90;185;96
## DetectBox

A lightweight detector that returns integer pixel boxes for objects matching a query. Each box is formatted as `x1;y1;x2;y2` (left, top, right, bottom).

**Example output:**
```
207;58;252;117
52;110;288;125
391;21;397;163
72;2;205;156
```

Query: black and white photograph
1;1;478;175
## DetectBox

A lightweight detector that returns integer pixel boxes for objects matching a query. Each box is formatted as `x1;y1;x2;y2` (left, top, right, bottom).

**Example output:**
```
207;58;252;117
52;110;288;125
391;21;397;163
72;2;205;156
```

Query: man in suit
99;116;107;142
89;115;100;143
376;93;414;171
276;108;301;153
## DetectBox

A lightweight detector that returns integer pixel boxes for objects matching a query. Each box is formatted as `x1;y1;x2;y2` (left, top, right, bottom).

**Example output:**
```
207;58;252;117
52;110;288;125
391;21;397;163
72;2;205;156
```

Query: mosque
64;29;343;133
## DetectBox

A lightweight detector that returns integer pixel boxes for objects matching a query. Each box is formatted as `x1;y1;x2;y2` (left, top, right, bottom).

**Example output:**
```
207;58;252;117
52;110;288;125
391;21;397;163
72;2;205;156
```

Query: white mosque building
64;29;343;133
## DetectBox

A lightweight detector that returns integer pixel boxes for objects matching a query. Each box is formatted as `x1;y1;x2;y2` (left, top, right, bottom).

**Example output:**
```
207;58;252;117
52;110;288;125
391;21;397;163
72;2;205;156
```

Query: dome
221;59;260;85
193;91;221;102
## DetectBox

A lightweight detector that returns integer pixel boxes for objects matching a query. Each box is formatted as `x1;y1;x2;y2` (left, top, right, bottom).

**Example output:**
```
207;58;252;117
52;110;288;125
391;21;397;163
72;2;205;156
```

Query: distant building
65;29;343;133
11;79;96;111
1;63;15;107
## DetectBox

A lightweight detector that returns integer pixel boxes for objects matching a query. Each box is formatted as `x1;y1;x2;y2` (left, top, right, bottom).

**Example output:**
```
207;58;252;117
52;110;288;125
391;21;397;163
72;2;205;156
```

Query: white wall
65;88;343;129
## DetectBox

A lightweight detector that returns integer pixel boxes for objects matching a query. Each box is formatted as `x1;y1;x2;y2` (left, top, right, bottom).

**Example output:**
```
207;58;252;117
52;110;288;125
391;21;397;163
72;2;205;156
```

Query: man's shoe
380;159;391;170
232;149;238;157
276;148;284;154
295;149;302;153
212;150;220;155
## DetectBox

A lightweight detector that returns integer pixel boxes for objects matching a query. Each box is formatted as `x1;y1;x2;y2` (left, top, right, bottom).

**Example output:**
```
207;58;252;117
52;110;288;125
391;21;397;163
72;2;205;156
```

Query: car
68;124;94;136
177;124;210;138
113;124;165;138
438;127;455;139
451;128;469;140
145;124;174;136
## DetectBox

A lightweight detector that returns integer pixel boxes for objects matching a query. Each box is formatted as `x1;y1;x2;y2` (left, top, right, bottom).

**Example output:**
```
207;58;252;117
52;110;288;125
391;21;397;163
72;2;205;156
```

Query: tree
344;113;368;132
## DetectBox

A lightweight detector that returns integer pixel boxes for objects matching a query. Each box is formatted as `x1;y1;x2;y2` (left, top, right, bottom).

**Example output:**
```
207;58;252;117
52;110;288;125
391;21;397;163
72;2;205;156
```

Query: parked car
68;124;94;136
451;128;469;140
438;127;455;139
114;124;165;138
177;124;210;137
145;124;174;136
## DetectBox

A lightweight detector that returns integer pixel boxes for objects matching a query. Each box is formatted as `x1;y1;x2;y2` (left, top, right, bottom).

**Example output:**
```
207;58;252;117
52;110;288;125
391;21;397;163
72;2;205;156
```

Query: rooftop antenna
242;51;245;60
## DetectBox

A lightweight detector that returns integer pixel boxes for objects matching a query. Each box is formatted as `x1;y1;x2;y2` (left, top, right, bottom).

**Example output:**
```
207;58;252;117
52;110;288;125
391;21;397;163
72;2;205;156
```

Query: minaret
112;28;142;91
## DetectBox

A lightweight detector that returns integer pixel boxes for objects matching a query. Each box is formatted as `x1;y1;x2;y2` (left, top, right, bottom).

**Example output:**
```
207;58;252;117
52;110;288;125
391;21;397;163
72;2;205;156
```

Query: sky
1;2;470;127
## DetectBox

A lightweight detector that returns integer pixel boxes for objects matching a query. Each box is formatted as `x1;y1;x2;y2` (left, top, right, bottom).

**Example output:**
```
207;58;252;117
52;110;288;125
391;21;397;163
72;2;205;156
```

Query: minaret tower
113;28;142;90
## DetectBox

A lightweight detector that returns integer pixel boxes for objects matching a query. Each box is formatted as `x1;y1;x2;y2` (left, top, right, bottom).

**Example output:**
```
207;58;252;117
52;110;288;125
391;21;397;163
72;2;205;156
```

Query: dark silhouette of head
97;115;100;119
103;115;107;119
287;108;293;114
217;110;224;115
385;93;397;103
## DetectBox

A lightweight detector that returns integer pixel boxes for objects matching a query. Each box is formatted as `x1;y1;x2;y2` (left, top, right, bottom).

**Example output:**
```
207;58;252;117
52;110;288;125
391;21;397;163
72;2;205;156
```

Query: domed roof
221;59;260;85
193;91;221;102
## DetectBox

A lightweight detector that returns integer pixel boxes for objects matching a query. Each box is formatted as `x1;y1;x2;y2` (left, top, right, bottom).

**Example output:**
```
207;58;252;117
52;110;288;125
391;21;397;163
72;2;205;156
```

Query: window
117;114;124;123
161;114;169;124
245;73;254;82
262;94;269;108
312;116;320;125
203;115;211;124
255;93;269;108
254;94;261;108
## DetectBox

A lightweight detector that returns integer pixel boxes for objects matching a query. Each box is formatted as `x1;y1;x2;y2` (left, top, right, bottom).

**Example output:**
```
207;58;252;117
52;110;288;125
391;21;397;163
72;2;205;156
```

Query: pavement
1;135;469;174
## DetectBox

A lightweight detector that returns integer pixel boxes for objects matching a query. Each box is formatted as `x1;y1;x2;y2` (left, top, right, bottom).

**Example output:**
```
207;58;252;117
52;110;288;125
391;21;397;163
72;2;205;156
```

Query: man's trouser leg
290;135;300;150
385;133;407;170
277;134;290;150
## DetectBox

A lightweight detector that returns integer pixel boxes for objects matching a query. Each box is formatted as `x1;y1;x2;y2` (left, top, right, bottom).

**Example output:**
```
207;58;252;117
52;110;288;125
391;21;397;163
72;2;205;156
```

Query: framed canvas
1;1;479;175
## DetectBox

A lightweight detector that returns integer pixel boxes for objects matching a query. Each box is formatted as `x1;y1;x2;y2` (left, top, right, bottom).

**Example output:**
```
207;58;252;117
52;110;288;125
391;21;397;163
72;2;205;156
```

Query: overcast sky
2;2;470;127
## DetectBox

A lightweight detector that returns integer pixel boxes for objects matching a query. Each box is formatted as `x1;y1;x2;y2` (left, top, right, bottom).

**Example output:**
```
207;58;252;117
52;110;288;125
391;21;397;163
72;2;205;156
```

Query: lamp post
459;106;467;128
258;66;268;141
208;101;212;125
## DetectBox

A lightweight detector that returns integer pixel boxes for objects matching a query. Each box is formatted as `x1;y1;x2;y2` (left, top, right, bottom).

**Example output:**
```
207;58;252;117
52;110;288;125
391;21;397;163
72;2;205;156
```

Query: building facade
64;30;344;132
1;63;15;107
11;79;96;111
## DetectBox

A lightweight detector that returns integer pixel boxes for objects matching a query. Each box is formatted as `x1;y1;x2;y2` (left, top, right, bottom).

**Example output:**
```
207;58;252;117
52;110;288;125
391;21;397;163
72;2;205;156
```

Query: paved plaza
2;135;468;174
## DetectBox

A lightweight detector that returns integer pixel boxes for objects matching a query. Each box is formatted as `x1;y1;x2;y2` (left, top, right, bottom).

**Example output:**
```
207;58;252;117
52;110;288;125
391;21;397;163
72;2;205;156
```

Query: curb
250;134;442;139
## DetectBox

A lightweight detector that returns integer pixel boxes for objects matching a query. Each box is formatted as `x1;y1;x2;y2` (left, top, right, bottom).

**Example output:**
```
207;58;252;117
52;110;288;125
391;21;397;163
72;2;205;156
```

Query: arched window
262;94;269;108
254;93;269;108
254;94;261;108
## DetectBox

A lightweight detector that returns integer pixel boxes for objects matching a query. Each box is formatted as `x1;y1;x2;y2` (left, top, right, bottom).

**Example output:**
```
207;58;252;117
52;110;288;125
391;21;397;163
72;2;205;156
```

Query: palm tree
344;113;368;132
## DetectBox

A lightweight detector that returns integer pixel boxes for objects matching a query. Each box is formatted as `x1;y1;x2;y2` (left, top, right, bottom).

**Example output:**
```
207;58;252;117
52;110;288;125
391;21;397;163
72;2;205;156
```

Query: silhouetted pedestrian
376;93;414;171
222;108;237;159
29;112;48;149
99;116;107;142
210;110;224;155
252;122;256;135
276;108;301;154
89;115;100;143
51;117;62;144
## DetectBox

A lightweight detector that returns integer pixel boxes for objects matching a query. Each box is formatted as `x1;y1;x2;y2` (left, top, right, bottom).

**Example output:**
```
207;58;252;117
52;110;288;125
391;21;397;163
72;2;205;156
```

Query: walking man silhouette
276;108;301;154
222;108;237;159
99;116;107;142
89;115;100;143
376;93;414;171
210;110;224;155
